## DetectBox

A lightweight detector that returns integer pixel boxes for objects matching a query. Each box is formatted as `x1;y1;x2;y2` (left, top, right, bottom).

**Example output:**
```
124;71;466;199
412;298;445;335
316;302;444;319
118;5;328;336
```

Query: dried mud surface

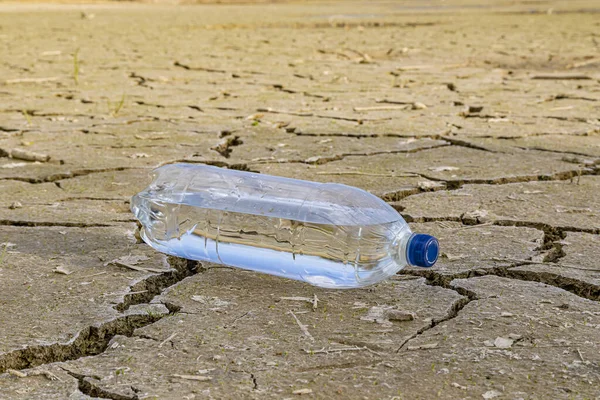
1;0;599;398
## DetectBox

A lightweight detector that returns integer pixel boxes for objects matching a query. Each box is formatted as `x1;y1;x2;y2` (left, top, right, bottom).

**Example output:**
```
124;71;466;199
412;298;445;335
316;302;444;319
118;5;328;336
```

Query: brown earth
1;0;600;399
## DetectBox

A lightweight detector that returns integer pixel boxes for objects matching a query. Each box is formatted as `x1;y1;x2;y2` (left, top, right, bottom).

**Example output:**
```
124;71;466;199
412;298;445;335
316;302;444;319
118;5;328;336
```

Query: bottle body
131;164;436;288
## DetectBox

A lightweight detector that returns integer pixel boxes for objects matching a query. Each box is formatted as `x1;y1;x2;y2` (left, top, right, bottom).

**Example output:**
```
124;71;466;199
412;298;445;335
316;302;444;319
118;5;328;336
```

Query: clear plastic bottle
131;163;439;288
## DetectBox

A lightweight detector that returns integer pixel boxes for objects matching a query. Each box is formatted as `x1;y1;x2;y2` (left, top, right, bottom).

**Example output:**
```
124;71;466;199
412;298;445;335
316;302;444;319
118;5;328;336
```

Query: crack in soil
442;137;498;153
0;257;198;374
394;252;600;350
381;183;448;203
396;214;600;303
63;368;138;400
544;115;597;123
417;166;598;191
0;220;112;228
249;159;596;202
514;145;600;159
501;268;600;301
386;161;598;206
283;130;493;139
133;101;165;109
173;61;264;76
287;128;600;145
270;84;328;100
260;108;391;123
462;219;566;262
0;125;20;133
250;373;259;390
250;142;450;166
0;313;165;374
0;167;135;184
396;285;477;352
210;135;243;159
115;257;197;312
401;213;600;236
157;158;258;172
401;259;600;304
128;72;151;89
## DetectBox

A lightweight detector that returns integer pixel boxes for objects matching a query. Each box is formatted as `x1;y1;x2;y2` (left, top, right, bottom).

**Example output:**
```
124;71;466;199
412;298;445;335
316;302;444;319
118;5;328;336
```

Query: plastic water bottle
131;163;439;288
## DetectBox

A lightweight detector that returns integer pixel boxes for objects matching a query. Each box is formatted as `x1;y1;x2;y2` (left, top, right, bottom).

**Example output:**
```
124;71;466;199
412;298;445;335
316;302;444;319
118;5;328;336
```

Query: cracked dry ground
1;1;600;399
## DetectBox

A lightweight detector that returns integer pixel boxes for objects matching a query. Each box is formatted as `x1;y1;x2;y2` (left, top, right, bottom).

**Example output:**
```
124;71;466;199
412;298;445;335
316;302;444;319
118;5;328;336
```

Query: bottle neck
393;229;414;267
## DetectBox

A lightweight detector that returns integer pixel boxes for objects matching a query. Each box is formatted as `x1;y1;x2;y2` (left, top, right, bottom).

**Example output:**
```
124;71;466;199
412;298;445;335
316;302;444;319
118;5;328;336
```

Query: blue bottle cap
407;234;439;268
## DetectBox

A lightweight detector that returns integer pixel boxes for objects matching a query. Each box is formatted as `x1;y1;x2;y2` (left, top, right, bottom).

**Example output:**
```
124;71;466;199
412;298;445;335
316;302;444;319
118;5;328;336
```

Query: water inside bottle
133;195;408;288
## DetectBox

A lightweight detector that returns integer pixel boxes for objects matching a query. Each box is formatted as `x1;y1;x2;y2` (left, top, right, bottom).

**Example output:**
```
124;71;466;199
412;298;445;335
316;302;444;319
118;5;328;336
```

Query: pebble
385;309;415;322
9;201;22;209
482;390;503;399
508;333;523;341
494;337;514;349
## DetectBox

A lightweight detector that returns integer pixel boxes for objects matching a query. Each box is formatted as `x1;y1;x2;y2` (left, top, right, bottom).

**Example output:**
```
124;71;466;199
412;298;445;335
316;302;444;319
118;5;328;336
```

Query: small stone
459;105;484;116
361;306;393;327
500;312;514;317
482;390;502;399
462;209;489;222
418;181;444;190
494;337;514;349
129;153;150;159
384;309;415;322
198;369;214;374
508;333;523;341
411;102;428;110
8;201;22;209
9;148;50;162
246;113;263;120
212;355;223;361
53;265;73;275
452;382;467;390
